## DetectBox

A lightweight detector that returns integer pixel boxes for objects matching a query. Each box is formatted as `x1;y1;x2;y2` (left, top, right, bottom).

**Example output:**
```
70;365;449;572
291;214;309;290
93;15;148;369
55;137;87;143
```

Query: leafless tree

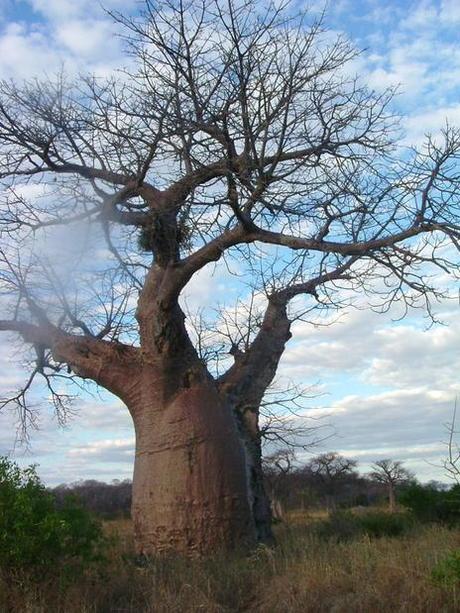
369;458;414;512
441;399;460;483
52;479;132;518
307;451;358;510
262;449;297;522
0;0;459;554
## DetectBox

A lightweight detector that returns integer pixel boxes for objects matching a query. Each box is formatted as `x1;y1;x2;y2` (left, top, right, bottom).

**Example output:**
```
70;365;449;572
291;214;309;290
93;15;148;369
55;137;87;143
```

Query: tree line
50;453;434;519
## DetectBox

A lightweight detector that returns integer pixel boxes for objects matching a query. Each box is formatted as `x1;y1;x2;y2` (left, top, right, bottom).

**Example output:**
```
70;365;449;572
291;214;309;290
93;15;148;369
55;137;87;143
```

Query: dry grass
2;513;460;612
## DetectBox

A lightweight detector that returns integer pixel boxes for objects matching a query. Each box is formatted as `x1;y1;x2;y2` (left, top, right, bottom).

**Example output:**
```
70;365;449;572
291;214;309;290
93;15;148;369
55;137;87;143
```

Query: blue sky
0;0;459;485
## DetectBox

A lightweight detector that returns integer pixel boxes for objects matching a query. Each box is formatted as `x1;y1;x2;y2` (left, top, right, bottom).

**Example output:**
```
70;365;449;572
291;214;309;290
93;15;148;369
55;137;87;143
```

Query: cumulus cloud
301;387;456;481
280;296;459;482
440;0;460;23
54;19;123;61
27;0;137;21
403;105;460;146
68;437;134;461
0;1;132;79
0;382;134;485
0;22;62;79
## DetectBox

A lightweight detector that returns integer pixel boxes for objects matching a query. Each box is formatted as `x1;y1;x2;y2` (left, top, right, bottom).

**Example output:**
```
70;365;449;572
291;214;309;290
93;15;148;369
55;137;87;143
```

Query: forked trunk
130;381;256;555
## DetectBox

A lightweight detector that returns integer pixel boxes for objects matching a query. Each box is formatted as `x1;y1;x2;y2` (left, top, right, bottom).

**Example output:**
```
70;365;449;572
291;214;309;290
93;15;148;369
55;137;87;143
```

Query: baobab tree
0;0;459;555
307;452;358;510
369;459;414;512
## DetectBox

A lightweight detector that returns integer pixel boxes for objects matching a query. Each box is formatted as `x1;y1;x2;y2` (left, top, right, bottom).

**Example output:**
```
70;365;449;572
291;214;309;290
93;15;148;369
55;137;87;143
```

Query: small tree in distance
0;0;459;554
262;449;297;522
307;452;358;510
369;459;414;513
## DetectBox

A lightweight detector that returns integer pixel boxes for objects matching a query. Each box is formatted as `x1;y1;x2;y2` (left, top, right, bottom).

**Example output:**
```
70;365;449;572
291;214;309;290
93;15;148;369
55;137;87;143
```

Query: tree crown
0;0;458;432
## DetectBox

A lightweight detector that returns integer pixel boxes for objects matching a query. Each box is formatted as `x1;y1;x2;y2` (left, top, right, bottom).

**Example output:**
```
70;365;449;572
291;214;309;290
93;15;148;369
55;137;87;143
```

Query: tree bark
388;484;396;513
129;376;256;555
218;297;293;544
235;408;274;544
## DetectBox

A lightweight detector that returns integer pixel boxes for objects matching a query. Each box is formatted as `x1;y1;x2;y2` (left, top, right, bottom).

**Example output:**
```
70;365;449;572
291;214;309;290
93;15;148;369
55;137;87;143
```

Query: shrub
399;483;460;524
0;457;106;580
315;510;363;541
357;511;414;538
432;550;460;586
316;510;415;541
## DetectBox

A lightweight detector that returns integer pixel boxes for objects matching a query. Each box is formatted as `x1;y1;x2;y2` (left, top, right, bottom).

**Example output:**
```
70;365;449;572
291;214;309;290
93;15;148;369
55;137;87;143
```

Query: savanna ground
3;509;460;613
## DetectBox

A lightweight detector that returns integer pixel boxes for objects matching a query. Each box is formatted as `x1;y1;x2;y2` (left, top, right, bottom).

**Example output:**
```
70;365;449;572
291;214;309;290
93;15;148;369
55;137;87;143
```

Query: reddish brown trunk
130;382;256;555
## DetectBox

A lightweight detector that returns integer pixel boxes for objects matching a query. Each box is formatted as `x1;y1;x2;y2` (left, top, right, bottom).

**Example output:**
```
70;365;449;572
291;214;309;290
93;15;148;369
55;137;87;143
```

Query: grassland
2;511;460;612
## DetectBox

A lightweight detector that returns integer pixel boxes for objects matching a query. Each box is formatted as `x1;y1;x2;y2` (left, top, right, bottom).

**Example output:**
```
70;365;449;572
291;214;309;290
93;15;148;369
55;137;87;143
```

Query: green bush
432;550;460;586
357;511;414;538
0;457;106;579
316;510;363;541
316;510;414;541
399;484;460;524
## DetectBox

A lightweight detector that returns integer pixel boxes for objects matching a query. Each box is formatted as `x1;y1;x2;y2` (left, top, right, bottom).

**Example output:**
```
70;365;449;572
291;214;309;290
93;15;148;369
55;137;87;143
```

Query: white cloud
282;302;459;389
55;19;121;59
0;377;134;485
364;318;460;389
27;0;137;22
366;53;429;99
302;386;457;481
0;3;131;80
28;0;91;21
400;1;438;29
68;437;134;460
352;0;460;124
279;296;459;483
403;104;460;146
0;22;62;79
440;0;460;23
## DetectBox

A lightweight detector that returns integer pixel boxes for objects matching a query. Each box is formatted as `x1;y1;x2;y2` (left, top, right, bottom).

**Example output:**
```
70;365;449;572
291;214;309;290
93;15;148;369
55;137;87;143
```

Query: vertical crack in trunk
235;406;275;545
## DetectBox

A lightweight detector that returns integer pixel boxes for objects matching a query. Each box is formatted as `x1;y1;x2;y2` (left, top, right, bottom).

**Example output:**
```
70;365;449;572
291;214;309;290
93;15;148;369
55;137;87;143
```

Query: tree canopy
0;0;458;421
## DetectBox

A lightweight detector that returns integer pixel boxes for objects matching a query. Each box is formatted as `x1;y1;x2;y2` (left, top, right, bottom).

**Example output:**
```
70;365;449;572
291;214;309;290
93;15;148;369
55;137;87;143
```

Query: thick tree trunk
127;264;257;555
130;380;256;555
388;484;396;513
217;298;293;544
236;409;274;544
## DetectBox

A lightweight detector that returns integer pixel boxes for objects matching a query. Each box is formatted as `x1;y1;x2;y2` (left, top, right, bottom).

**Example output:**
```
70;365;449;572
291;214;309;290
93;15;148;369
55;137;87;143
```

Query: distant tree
399;482;460;524
307;452;358;510
52;479;132;518
262;449;296;521
369;459;414;512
